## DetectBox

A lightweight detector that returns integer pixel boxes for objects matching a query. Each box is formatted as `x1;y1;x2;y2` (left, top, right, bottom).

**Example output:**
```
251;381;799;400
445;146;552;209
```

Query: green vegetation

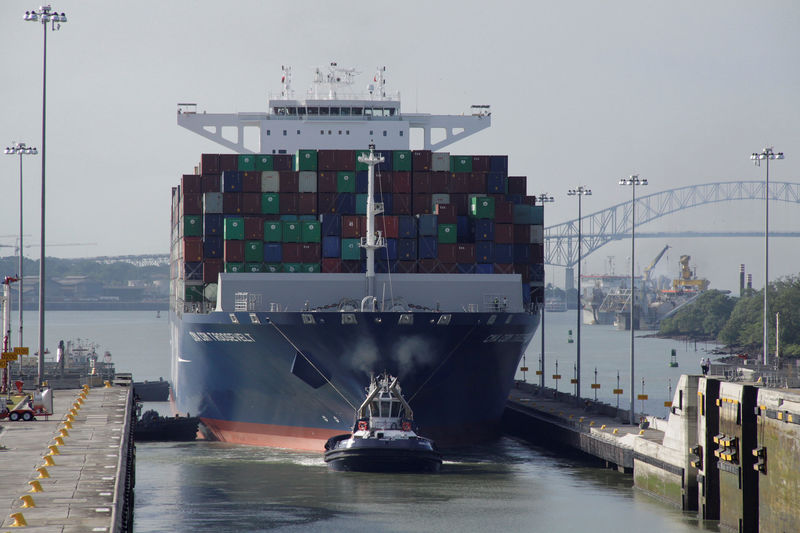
659;275;800;357
0;256;167;285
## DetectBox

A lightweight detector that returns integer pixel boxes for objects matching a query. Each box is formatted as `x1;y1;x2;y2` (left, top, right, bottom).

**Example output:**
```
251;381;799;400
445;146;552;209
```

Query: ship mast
358;144;385;307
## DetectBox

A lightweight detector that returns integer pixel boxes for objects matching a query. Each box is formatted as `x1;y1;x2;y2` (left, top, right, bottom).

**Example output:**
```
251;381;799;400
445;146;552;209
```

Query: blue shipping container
472;219;495;241
382;238;398;261
476;263;494;274
476;242;494;263
321;214;342;236
513;204;531;225
377;150;393;171
398;215;417;238
494;243;513;263
335;193;356;214
322;236;341;258
487;172;507;194
513;244;531;263
457;263;476;274
489;155;508;172
356;171;369;193
418;236;438;259
183;262;203;281
203;236;222;258
398;239;417;260
418;214;438;236
263;243;282;263
204;214;223;236
279;214;299;221
378;192;392;215
457;215;470;243
530;264;545;283
222;170;242;193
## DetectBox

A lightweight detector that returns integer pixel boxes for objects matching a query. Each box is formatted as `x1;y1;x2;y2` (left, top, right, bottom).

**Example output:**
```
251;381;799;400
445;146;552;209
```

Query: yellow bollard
639;430;645;435
69;409;77;417
104;380;112;388
54;436;64;446
63;420;72;429
59;428;69;437
579;417;584;423
36;467;50;479
42;455;56;467
600;424;607;429
47;445;60;456
613;429;619;435
28;480;43;493
76;397;84;405
20;494;36;508
9;512;27;527
589;421;595;426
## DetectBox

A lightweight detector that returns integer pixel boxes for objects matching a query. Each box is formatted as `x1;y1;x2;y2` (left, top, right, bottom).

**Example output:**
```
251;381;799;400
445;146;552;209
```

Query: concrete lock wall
696;377;721;520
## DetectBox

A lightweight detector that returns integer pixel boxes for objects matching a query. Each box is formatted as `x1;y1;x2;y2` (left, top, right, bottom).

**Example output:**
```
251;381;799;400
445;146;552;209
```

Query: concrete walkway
0;385;131;532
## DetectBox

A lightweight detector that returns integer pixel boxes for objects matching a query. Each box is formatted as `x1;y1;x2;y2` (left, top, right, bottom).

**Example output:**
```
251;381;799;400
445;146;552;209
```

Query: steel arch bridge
546;181;800;267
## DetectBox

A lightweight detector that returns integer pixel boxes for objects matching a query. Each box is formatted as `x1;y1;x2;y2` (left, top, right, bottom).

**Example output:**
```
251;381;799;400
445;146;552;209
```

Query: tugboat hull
324;437;442;473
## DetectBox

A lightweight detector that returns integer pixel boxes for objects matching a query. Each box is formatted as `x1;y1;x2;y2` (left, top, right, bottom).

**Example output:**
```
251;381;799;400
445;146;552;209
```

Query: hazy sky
1;1;798;292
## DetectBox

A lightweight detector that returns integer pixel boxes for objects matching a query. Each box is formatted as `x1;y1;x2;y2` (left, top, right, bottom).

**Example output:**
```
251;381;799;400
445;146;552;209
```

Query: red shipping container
514;225;531;243
242;193;262;214
322;257;341;273
431;172;449;193
376;216;399;238
392;171;412;193
436;263;458;273
450;173;470;194
456;243;476;263
376;171;392;193
469;172;487;193
495;200;514;223
219;154;238;172
490;194;506;204
182;193;203;215
317;150;337;171
183;237;203;262
412;172;431;193
273;154;293;171
412;150;432;171
494;224;514;243
531;243;544;263
393;194;411;215
300;243;321;262
397;261;417;273
202;174;221;193
298;193;318;215
279;193;298;214
494;263;513;274
282;243;302;263
508;176;527;195
450;193;468;216
438;243;457;263
418;259;437;273
200;154;220;175
224;240;244;262
279;171;299;192
318;172;337;193
244;217;264;240
514;264;531;283
242;171;261;192
334;150;354;171
182;174;203;194
341;260;361;273
318;192;337;214
203;259;222;283
412;194;432;215
434;204;457;224
342;216;363;238
223;192;243;214
472;155;490;172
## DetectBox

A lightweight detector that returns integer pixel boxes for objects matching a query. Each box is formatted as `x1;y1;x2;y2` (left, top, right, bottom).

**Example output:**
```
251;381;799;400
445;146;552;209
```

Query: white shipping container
298;171;317;193
431;152;450;171
261;171;280;192
203;192;223;214
431;193;450;212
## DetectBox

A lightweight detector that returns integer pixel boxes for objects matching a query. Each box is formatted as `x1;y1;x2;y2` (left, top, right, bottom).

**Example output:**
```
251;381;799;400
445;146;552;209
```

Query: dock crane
643;244;670;284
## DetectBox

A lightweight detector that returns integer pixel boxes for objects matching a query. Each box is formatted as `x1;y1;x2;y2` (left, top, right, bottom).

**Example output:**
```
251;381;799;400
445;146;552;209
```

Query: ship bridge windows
352;107;363;116
319;107;329;116
340;107;351;116
307;107;319;116
330;107;340;115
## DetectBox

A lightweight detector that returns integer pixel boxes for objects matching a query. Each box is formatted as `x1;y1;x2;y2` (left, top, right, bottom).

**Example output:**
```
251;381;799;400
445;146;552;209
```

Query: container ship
170;64;545;451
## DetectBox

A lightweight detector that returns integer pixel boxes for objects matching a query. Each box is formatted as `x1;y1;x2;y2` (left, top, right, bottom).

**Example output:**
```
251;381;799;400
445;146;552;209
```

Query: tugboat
133;404;200;442
324;373;442;473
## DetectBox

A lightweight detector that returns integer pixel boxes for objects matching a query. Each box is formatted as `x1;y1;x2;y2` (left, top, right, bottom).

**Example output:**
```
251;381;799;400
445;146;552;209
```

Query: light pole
24;5;67;387
538;193;554;390
619;175;647;425
5;143;38;353
567;186;590;404
751;148;784;366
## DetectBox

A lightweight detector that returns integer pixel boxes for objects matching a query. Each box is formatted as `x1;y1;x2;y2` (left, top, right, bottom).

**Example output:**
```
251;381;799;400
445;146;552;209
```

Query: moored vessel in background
170;64;545;451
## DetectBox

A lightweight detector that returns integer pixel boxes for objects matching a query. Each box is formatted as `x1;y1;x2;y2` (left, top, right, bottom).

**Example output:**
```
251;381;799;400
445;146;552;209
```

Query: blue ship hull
170;309;538;451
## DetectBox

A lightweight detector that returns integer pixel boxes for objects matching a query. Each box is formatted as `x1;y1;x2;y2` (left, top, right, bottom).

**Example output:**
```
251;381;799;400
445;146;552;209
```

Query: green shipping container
224;217;245;240
393;150;412;171
295;149;317;171
238;154;256;171
355;150;370;171
438;223;457;243
282;263;302;273
245;262;264;273
263;221;282;242
282;221;301;242
254;155;274;171
531;205;544;225
262;193;279;214
225;262;244;273
451;155;472;172
183;215;202;237
245;240;264;262
470;197;495;219
341;238;361;260
264;263;281;273
301;263;320;273
337;171;356;193
183;284;204;302
301;221;321;242
512;204;532;225
356;193;367;215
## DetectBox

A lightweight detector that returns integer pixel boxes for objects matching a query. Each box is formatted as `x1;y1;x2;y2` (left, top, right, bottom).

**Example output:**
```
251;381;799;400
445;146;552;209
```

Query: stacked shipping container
170;150;545;307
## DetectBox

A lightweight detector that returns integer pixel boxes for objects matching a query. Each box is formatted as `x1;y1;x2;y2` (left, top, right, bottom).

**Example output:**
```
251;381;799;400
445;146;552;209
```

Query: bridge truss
546;181;800;267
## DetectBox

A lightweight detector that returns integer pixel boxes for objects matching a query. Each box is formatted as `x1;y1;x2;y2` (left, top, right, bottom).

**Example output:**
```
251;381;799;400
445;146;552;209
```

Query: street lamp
567;186;591;405
4;142;38;352
24;5;68;387
618;175;647;425
537;193;554;389
751;147;784;366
